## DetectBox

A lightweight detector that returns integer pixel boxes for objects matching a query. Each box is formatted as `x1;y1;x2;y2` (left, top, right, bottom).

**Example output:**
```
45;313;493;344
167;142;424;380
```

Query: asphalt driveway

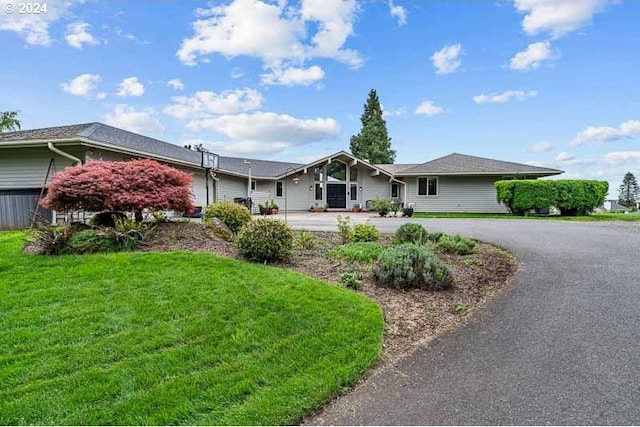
285;214;640;425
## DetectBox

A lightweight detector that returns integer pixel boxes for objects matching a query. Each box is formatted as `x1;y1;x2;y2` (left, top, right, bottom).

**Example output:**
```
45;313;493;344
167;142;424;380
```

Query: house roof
217;156;303;178
396;153;563;176
376;163;420;175
606;200;630;211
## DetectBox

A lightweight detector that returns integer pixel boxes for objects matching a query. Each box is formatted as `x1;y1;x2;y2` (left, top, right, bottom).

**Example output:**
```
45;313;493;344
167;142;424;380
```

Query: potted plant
402;203;414;218
270;200;279;214
323;203;329;212
390;202;399;217
371;197;393;217
312;202;324;213
351;202;362;213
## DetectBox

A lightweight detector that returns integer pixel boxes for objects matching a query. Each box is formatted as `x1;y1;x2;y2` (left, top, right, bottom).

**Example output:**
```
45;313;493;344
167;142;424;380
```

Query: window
276;181;283;197
315;183;323;200
418;177;437;196
314;166;324;181
391;183;399;198
350;165;358;181
251;180;256;191
327;160;346;181
350;183;358;201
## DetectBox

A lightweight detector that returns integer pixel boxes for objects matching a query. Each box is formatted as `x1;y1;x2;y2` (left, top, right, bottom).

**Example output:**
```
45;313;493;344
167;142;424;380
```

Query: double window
418;177;438;196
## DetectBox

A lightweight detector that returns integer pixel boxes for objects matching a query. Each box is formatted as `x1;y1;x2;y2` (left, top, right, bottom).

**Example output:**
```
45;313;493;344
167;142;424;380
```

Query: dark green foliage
65;229;120;254
425;230;445;242
236;218;293;262
351;223;380;242
204;201;252;234
395;223;427;244
0;110;21;132
618;172;639;208
374;243;453;291
437;234;476;255
495;179;608;216
370;197;394;216
331;242;384;262
349;89;396;164
90;211;127;228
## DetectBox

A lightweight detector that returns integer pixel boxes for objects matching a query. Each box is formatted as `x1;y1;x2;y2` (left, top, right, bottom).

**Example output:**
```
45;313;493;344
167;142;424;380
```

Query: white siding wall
405;175;508;213
269;172;315;211
0;147;84;189
215;174;248;202
361;172;393;210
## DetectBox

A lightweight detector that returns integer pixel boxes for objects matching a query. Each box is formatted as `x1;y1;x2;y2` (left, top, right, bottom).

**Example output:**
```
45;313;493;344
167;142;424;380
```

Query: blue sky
1;0;639;195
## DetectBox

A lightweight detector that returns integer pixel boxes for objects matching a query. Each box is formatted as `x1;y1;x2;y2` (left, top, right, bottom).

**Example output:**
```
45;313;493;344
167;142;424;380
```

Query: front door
326;183;347;209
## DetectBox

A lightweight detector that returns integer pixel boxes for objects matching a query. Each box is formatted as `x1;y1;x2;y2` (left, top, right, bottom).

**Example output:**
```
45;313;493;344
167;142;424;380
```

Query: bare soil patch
141;223;517;362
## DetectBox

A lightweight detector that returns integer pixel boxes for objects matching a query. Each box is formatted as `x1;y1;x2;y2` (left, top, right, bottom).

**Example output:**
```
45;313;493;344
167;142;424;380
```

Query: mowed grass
0;232;383;425
412;212;640;221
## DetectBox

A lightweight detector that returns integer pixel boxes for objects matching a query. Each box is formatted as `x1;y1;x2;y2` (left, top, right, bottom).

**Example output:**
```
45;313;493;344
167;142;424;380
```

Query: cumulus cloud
512;0;613;39
603;151;640;165
571;119;640;146
555;151;575;162
431;43;462;75
388;0;407;26
116;77;145;97
509;41;556;71
0;0;82;45
261;65;325;86
382;105;407;118
176;0;362;84
65;22;100;49
182;139;291;156
163;88;263;119
415;100;446;116
231;67;244;79
473;90;538;104
167;78;185;91
104;104;164;134
529;141;553;152
61;73;101;96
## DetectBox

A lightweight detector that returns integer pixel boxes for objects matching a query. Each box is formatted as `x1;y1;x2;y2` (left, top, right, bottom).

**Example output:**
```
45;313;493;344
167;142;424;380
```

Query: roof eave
396;170;563;177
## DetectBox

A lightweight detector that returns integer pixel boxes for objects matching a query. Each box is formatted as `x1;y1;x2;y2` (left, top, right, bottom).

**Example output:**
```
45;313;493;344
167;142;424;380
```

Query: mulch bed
141;223;517;363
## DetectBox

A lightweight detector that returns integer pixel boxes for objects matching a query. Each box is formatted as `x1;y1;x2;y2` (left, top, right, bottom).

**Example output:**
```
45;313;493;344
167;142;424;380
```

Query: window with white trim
276;181;283;197
391;182;400;198
350;183;358;201
418;177;437;196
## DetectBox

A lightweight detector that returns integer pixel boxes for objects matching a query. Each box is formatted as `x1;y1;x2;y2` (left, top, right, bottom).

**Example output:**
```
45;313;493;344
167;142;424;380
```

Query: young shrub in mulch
330;242;384;262
374;243;453;291
351;223;380;242
294;229;317;250
65;229;121;254
395;222;428;244
204;201;252;234
437;234;476;255
236;218;293;263
336;215;353;243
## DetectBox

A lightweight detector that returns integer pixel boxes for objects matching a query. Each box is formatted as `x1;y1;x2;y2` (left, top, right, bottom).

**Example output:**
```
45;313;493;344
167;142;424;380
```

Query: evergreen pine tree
618;171;639;207
349;89;396;164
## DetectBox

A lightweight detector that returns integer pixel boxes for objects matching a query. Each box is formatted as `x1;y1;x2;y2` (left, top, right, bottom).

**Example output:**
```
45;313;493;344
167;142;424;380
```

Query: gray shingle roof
397;153;562;176
217;156;303;178
375;163;420;174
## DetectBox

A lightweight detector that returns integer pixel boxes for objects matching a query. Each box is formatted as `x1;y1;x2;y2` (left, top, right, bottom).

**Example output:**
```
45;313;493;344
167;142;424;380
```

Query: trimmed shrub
236;218;293;262
65;229;120;254
351;223;380;242
395;223;427;244
437;234;476;255
330;242;384;262
555;180;609;216
204;201;252;234
374;243;453;291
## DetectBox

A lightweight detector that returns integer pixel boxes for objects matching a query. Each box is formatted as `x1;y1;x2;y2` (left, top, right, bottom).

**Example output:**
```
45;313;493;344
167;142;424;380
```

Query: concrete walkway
284;213;640;425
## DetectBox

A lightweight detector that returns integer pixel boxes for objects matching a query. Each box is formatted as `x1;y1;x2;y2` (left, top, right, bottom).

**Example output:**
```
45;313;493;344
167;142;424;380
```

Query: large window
315;183;323;200
327;160;346;181
418;177;437;196
350;165;358;181
350;183;358;201
314;166;324;181
391;182;399;198
276;181;283;197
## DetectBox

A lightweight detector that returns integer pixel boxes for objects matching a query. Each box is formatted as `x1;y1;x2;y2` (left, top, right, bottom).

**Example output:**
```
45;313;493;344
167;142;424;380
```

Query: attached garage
0;189;51;230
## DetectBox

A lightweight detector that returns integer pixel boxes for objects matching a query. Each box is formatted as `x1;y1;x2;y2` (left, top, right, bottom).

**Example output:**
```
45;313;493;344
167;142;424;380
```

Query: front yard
0;231;383;425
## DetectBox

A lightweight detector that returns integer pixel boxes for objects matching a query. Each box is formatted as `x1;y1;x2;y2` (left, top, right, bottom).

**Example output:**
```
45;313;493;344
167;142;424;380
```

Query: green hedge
495;179;608;216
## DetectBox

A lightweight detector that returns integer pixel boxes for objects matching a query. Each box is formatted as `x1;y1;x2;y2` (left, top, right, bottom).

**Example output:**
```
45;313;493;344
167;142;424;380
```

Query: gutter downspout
48;142;82;165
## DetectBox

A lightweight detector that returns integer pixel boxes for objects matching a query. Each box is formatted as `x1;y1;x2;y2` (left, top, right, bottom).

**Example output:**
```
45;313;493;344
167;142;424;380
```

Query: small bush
425;230;445;242
331;242;384;262
395;223;427;244
437;234;476;255
336;215;353;243
340;271;363;290
351;223;380;242
204;201;252;234
294;229;317;250
374;243;453;291
65;229;120;254
236;218;293;262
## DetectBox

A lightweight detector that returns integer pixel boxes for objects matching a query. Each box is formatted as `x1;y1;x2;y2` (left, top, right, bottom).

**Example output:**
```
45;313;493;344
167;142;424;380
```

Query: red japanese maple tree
41;159;195;215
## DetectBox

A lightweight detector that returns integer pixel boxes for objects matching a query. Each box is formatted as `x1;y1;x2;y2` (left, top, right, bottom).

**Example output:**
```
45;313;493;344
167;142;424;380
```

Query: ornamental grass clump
374;243;453;291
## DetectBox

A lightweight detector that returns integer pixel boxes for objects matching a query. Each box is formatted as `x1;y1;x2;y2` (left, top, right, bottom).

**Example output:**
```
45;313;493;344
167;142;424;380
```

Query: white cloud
114;27;151;45
382;106;407;118
556;151;575;162
603;151;640;165
116;77;145;97
104;104;164;134
388;0;407;26
167;78;185;91
529;141;553;152
512;0;613;39
182;139;291;156
0;0;82;45
61;73;101;96
415;100;446;116
176;0;363;72
231;67;244;79
509;41;556;71
473;90;538;104
261;65;325;86
431;43;462;75
65;22;100;49
96;92;107;100
571;119;640;146
163;88;263;119
186;111;340;144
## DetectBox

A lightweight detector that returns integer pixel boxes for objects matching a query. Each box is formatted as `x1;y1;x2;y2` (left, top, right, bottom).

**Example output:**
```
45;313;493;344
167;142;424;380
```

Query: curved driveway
285;214;640;425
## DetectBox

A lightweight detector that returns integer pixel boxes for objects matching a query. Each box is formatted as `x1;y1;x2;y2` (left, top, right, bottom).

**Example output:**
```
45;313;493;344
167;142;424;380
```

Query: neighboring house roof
396;153;562;176
606;200;629;212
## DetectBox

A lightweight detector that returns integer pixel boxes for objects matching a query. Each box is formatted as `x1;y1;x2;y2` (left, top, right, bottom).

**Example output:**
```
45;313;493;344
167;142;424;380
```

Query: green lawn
412;212;640;221
0;232;383;425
